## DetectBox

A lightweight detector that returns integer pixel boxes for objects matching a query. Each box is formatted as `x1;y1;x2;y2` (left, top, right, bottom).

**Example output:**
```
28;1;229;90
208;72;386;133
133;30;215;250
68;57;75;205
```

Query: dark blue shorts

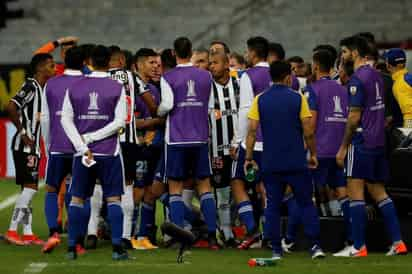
311;158;346;188
165;143;212;180
45;153;73;190
231;146;262;184
69;155;125;200
345;143;389;182
154;148;166;183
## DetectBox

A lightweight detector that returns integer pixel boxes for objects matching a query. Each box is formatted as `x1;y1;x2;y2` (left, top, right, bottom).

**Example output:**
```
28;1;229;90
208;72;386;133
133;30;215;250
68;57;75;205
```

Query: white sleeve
208;85;214;114
61;90;89;154
83;88;127;143
40;85;50;152
236;73;254;144
157;77;174;117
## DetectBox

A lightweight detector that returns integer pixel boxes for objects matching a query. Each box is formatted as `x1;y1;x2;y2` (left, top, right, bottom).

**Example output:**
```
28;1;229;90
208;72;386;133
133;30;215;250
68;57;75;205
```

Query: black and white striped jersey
108;68;149;144
10;78;43;155
209;77;240;158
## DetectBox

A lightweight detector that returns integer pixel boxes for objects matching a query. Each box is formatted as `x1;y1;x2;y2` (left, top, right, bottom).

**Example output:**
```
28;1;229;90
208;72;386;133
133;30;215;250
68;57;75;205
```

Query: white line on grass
23;263;48;273
0;182;45;211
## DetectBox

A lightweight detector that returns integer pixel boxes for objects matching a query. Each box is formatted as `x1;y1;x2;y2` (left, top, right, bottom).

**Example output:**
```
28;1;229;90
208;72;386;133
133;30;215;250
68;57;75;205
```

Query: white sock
216;186;233;240
182;189;194;209
121;185;134;240
329;200;341;216
9;188;36;232
23;207;33;235
87;184;103;236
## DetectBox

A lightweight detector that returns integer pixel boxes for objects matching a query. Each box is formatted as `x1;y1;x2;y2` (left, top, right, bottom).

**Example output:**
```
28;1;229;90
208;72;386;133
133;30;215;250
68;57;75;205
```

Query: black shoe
148;225;158;245
121;238;133;250
112;245;129;261
85;235;97;250
66;246;77;260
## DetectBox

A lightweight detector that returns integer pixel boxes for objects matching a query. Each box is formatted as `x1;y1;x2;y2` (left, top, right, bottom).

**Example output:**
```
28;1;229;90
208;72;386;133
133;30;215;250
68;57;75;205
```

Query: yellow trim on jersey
392;68;412;120
248;94;260;121
248;92;312;122
300;93;312;120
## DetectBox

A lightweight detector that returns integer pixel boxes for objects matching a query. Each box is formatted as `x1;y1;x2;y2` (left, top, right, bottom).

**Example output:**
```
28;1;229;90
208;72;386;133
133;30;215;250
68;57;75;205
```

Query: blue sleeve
347;77;365;108
304;85;318;111
404;73;412;88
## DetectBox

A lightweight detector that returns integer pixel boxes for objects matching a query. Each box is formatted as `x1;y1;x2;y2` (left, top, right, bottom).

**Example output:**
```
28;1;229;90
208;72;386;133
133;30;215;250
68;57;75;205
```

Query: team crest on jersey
350;86;357;95
333;96;343;113
186;80;196;97
88;91;99;111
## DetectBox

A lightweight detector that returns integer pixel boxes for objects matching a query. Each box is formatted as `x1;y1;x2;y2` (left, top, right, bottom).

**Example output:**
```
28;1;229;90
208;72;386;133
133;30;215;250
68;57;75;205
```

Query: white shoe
281;238;295;253
271;253;282;260
333;245;367;257
311;245;326;259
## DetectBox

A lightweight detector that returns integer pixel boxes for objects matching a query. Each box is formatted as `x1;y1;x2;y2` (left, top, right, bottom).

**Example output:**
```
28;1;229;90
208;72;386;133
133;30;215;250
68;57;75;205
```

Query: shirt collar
255;62;269;68
176;62;194;68
392;68;408;81
64;69;82;76
87;71;109;78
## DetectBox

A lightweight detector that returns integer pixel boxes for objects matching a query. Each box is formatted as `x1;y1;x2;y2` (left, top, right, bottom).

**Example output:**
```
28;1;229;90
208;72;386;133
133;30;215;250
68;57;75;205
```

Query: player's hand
57;36;79;45
244;159;258;175
307;154;318;169
21;134;35;148
229;146;238;160
84;150;94;165
336;146;348;168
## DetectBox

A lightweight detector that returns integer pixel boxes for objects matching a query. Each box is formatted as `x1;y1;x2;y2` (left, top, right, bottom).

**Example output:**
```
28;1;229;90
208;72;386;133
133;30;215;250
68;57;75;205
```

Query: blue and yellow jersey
392;68;412;125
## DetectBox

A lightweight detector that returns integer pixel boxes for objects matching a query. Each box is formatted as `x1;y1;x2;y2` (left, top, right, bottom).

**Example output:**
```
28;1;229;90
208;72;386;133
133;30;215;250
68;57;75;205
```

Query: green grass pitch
0;179;410;274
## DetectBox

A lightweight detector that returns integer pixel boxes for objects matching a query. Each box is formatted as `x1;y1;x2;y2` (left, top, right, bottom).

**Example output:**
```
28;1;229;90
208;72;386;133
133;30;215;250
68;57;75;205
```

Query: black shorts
13;151;39;185
143;145;162;187
212;155;232;188
121;142;138;182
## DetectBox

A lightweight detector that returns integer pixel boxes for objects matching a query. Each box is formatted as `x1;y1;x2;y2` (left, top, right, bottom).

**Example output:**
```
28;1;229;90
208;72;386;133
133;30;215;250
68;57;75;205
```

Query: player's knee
46;185;57;193
197;178;212;195
367;183;388;202
151;181;165;198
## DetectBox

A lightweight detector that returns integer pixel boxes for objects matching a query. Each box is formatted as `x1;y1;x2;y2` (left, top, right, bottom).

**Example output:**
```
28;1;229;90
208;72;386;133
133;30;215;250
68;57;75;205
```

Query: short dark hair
122;49;134;70
339;36;370;58
229;52;246;65
313;50;334;72
91;45;111;69
210;40;230;54
268;42;285;60
161;48;177;70
247;36;269;59
313;44;337;64
108;45;122;55
174;37;192;59
30;53;53;75
135;48;158;62
287;56;304;64
194;48;209;55
270;61;291;82
64;46;84;70
79;44;96;60
356;32;376;44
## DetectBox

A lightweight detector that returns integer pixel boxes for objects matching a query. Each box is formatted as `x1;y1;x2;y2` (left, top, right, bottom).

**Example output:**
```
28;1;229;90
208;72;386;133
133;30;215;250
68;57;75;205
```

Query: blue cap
383;48;406;65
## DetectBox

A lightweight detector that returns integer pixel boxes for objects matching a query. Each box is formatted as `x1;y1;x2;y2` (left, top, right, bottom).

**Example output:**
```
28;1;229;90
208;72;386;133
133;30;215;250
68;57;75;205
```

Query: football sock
329;199;341;216
9;187;36;232
378;197;402;243
216;186;233;240
200;192;217;233
121;185;134;240
87;184;103;236
138;202;154;238
237;200;255;234
350;200;366;249
45;192;59;234
107;201;123;246
169;194;184;228
68;201;84;248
